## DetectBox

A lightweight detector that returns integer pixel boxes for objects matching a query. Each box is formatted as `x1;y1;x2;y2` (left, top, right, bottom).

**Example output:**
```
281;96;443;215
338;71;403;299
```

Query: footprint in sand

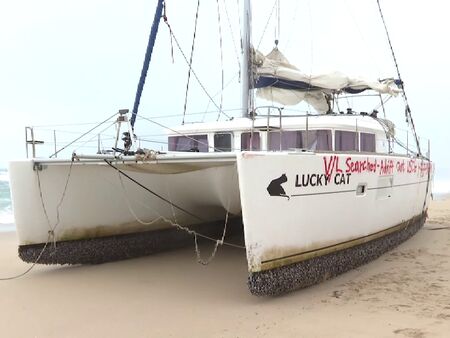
393;328;427;338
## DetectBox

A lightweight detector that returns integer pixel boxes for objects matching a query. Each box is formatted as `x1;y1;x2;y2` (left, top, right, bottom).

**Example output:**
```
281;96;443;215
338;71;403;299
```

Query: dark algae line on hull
18;219;244;265
248;212;427;296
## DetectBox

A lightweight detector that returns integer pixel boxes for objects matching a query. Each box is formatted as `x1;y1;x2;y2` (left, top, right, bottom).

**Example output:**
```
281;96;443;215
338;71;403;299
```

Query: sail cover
253;48;402;112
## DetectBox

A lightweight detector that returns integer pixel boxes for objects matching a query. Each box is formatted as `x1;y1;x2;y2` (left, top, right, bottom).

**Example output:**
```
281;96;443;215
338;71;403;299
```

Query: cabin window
268;131;302;150
168;135;209;152
307;130;332;151
360;133;376;152
241;132;260;150
335;130;359;151
268;130;332;151
214;133;232;152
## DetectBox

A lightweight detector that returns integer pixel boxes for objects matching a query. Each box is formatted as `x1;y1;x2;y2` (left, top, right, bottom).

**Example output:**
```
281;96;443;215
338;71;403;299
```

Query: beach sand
1;199;449;338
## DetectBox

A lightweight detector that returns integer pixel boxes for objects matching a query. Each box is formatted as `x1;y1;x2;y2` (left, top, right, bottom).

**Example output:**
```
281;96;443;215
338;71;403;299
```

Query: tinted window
241;132;260;150
168;135;208;152
268;130;332;151
307;130;332;151
335;130;359;151
269;131;302;150
360;133;376;152
214;133;232;152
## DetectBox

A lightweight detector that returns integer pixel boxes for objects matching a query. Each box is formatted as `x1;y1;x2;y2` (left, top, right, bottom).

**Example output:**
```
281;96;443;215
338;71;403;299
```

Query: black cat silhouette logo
267;174;290;200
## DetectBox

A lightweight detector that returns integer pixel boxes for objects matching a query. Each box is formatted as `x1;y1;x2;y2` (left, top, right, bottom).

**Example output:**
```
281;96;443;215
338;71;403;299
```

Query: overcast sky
1;0;449;188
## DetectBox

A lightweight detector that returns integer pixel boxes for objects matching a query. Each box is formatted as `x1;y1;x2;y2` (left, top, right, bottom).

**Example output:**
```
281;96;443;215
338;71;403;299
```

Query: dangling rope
0;158;74;280
0;234;51;281
182;0;201;125
376;0;421;156
115;162;244;265
104;160;204;221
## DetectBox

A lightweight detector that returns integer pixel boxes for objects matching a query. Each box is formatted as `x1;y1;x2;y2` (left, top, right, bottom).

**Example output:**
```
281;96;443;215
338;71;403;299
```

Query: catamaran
9;0;433;295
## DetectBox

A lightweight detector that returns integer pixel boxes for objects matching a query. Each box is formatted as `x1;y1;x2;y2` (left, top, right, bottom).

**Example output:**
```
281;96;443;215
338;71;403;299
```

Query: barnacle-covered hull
236;152;433;295
9;149;433;295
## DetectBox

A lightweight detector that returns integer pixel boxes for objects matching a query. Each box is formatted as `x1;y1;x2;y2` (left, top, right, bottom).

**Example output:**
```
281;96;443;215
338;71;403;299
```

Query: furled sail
253;48;402;112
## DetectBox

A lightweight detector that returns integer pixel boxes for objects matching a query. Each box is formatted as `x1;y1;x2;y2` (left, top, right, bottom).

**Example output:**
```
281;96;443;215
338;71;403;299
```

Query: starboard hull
236;152;433;294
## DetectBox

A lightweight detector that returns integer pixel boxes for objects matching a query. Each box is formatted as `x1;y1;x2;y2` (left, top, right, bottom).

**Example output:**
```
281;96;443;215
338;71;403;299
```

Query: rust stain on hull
57;219;176;243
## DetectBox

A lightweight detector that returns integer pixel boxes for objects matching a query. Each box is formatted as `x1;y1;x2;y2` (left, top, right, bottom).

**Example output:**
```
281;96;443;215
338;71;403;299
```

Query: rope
0;233;51;281
182;0;201;125
115;163;244;264
104;160;204;221
163;3;175;62
376;0;421;155
118;172;242;247
0;158;74;280
422;159;432;213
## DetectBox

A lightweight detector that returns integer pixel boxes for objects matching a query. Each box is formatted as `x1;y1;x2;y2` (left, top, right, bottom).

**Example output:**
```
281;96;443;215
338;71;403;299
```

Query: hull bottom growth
248;212;427;296
19;219;243;265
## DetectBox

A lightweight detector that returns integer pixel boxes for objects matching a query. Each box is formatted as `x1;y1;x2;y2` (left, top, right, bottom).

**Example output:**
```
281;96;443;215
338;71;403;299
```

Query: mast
241;0;252;118
130;0;165;130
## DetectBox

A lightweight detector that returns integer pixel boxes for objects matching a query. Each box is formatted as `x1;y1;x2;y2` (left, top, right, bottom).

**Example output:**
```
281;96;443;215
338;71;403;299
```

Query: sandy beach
0;199;449;338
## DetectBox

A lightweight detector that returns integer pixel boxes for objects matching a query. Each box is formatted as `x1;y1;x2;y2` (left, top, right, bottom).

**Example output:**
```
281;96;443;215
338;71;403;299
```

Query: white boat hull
236;152;433;294
9;151;432;294
9;156;241;246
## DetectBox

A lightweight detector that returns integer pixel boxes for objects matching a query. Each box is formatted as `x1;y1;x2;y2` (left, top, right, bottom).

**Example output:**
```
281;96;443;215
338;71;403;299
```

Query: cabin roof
168;114;389;136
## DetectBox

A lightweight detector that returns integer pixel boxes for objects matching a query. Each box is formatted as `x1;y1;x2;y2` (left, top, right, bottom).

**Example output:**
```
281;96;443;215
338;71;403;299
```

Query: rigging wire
235;0;246;108
256;1;277;50
343;0;381;75
49;112;118;158
202;72;239;122
222;0;242;79
138;107;242;121
376;0;421;155
283;1;299;53
236;0;243;53
275;0;280;46
215;0;225;122
163;10;231;120
73;120;117;154
182;0;201;125
138;114;243;152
